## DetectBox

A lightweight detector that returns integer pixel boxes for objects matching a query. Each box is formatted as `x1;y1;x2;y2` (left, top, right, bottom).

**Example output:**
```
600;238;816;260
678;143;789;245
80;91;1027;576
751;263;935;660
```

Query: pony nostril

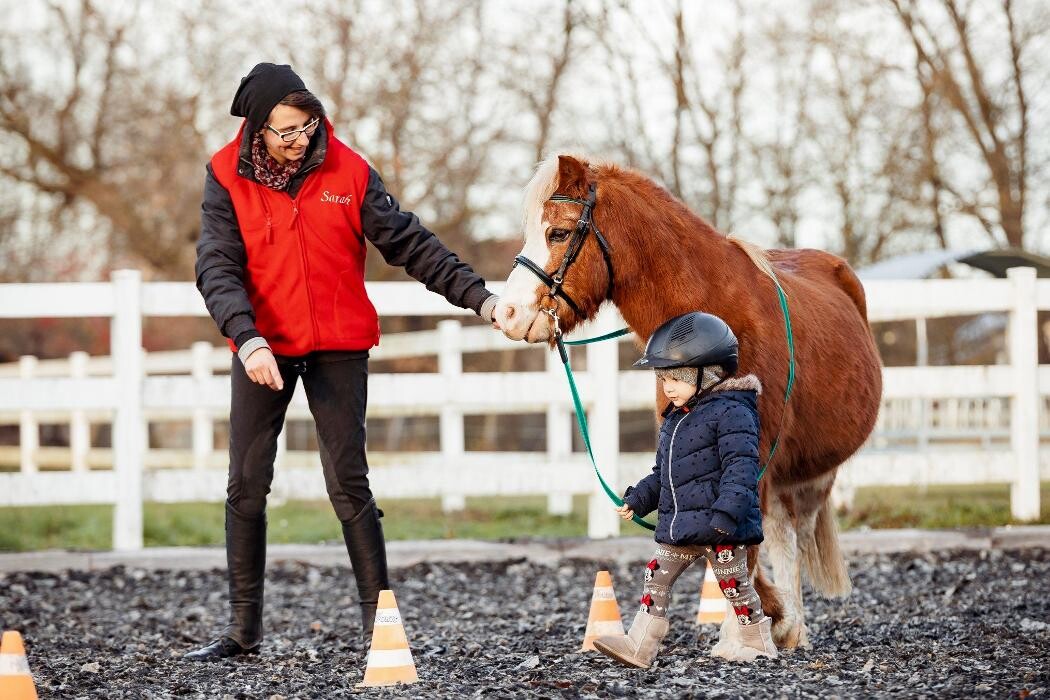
504;304;517;321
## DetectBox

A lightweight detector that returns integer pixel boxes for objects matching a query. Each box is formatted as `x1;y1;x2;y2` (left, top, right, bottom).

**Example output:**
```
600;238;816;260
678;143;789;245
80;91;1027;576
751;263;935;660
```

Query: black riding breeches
226;351;372;522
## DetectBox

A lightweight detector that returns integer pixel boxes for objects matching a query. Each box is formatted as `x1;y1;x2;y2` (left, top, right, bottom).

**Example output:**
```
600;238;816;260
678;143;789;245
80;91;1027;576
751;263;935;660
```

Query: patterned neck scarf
251;131;303;191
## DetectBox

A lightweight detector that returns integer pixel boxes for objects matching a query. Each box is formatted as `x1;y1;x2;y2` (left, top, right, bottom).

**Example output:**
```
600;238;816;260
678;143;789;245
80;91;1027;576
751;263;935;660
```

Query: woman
185;63;499;661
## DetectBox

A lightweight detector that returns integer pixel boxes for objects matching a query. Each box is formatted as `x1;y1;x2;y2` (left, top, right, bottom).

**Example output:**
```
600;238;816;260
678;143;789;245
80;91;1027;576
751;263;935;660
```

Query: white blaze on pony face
496;216;553;342
495;156;565;343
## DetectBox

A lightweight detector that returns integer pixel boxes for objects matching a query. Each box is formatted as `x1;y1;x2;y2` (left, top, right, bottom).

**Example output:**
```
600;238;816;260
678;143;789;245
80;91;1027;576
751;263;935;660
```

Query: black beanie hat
230;63;307;135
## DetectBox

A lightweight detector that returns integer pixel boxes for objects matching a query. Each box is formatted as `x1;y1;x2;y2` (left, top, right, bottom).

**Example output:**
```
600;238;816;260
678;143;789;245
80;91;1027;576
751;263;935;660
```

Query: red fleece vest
210;120;376;356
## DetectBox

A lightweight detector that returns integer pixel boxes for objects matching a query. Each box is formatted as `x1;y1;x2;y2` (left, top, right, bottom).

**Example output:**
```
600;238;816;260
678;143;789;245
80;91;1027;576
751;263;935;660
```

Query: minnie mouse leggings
638;543;765;626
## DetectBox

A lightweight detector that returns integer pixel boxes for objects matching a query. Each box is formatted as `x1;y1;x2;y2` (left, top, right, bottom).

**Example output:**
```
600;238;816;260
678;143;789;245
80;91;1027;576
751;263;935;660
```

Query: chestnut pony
495;154;882;658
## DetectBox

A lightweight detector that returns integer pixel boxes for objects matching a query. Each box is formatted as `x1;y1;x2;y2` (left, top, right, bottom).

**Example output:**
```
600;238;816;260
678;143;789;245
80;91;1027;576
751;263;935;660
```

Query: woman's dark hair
279;89;325;121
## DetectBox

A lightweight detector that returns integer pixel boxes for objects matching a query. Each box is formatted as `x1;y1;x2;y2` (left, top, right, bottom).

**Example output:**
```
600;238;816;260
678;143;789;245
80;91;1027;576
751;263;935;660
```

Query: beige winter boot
592;611;670;669
738;616;778;659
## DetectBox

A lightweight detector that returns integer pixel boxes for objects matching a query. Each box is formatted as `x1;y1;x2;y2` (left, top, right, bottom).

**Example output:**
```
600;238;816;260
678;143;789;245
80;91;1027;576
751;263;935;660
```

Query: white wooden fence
0;268;1046;550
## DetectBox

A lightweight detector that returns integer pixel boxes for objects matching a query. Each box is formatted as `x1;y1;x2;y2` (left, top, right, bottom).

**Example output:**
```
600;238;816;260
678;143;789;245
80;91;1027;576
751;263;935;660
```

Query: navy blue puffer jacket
623;375;764;546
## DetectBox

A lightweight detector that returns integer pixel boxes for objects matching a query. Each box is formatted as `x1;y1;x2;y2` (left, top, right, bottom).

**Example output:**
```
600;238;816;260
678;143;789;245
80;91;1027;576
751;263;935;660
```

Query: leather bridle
512;182;614;317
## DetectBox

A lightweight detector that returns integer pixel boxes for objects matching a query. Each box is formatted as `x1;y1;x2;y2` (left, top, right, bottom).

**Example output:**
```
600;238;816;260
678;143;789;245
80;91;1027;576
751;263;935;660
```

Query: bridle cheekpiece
512;181;615;324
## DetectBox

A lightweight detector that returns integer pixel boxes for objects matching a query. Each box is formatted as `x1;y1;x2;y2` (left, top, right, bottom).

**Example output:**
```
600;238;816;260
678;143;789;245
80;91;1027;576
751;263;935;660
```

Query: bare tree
806;1;937;265
289;0;518;282
499;0;583;165
745;15;819;249
0;1;228;280
888;0;1041;248
591;0;750;230
589;3;659;170
4;0;1046;290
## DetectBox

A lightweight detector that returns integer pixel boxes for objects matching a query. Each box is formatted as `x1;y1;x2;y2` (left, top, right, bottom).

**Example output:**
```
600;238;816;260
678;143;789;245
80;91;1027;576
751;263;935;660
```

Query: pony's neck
607;194;747;340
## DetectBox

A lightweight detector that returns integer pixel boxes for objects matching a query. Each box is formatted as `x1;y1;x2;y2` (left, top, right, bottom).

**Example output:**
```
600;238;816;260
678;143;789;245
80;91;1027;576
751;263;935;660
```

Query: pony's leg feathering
763;494;809;649
750;547;783;625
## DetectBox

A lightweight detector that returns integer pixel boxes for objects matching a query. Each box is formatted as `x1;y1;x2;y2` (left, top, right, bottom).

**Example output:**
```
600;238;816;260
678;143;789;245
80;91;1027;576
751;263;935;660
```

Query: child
592;311;776;669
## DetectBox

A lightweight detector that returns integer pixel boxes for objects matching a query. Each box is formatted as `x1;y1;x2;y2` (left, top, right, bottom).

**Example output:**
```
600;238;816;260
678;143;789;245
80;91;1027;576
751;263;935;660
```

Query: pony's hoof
710;639;762;663
772;618;809;649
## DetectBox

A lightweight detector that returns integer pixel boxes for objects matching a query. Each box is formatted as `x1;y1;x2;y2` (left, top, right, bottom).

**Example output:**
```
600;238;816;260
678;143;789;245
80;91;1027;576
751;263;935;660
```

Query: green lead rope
555;333;657;531
758;278;796;480
563;327;631;346
553;272;796;530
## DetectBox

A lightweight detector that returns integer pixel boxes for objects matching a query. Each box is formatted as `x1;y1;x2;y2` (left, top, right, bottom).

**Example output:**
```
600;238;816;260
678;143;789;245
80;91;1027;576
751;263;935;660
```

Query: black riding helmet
634;311;739;375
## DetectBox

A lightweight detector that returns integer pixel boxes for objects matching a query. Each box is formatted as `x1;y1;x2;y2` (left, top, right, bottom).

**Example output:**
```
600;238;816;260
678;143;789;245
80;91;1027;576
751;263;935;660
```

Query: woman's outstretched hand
244;347;284;391
616;503;634;520
487;296;501;331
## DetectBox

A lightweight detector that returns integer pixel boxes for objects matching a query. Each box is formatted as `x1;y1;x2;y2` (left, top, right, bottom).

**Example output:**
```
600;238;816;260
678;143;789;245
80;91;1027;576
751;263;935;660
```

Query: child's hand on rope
616;503;634;520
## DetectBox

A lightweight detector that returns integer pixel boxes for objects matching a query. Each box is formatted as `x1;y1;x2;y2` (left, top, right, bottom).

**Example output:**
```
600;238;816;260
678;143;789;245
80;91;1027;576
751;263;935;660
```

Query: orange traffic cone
696;561;727;625
357;590;419;687
0;631;38;700
581;570;625;651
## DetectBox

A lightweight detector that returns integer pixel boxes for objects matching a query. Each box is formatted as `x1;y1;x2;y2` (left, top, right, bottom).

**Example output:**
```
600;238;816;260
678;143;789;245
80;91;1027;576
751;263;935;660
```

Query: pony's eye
548;228;571;243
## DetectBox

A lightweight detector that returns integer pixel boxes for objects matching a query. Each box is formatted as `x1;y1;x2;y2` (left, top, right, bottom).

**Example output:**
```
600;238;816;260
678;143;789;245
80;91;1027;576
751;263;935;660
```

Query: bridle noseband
513;182;615;318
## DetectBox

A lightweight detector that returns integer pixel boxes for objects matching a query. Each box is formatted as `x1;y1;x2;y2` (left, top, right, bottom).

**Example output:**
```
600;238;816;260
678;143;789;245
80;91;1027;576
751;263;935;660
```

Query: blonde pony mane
521;152;596;240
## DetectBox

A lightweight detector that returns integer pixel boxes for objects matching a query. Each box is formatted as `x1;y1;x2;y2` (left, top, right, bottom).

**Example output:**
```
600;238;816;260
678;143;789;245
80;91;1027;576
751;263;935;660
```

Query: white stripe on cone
366;648;415;668
0;653;31;675
591;587;616;601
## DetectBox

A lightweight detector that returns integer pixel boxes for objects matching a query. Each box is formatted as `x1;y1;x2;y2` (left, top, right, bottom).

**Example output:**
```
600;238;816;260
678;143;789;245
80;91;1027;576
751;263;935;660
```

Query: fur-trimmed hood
711;373;762;395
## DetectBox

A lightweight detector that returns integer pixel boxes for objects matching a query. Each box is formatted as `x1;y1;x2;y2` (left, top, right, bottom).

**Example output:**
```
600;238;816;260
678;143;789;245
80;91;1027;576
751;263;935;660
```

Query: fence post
439;320;466;512
545;349;573;515
1007;267;1040;521
19;356;38;474
69;351;90;472
915;317;929;482
586;311;621;538
192;342;214;471
111;269;144;551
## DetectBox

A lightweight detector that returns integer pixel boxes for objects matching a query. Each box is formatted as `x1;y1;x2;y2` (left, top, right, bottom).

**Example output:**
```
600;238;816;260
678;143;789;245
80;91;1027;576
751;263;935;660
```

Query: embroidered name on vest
321;190;353;205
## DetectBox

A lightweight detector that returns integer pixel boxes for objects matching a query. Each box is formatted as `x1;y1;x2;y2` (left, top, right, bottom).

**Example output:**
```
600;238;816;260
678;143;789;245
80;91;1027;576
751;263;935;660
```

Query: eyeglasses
265;117;320;143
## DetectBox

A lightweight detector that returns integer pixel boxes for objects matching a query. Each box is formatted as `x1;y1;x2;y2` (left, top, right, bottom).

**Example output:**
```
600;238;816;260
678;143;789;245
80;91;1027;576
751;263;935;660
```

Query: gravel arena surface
2;547;1048;699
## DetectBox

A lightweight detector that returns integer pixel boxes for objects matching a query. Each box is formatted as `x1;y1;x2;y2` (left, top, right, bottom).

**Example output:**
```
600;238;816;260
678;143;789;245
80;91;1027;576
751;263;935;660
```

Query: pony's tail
800;496;853;598
747;544;782;625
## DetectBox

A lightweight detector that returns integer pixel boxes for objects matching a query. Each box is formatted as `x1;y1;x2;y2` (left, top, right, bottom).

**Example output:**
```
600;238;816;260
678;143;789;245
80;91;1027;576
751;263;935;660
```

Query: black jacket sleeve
195;164;258;343
359;167;492;314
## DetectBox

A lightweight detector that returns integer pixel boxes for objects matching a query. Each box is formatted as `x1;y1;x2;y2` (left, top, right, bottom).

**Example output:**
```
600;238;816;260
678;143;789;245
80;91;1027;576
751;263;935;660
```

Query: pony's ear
556;155;588;194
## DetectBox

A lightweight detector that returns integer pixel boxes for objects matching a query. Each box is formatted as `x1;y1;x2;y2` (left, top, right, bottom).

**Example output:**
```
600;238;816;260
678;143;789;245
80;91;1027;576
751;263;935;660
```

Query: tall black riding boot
340;499;390;648
184;504;267;661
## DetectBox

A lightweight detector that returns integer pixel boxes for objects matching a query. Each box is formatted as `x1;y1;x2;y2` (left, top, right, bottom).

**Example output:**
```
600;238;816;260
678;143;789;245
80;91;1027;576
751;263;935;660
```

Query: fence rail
0;268;1046;550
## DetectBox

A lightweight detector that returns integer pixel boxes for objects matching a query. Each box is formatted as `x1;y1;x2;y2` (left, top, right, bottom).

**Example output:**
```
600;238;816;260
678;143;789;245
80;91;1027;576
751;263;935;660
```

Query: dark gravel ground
1;547;1047;699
